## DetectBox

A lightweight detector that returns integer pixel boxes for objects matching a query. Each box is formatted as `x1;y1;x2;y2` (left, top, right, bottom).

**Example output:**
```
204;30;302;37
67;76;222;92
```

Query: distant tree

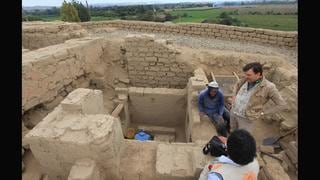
72;0;91;21
164;12;173;21
60;0;80;22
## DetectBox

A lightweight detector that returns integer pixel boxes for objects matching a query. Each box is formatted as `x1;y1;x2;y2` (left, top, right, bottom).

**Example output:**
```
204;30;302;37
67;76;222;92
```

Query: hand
231;96;236;105
218;116;224;124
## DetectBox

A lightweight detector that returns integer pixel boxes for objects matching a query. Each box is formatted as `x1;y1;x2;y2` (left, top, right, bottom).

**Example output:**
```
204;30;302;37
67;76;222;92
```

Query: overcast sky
22;0;234;7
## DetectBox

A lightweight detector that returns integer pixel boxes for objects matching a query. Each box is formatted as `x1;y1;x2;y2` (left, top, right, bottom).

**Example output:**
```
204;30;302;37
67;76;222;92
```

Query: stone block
260;145;275;154
257;152;265;168
119;78;130;84
280;120;296;131
68;158;102;180
288;141;297;156
156;143;195;180
262;155;290;180
285;148;297;164
145;57;157;62
25;98;123;180
60;88;104;114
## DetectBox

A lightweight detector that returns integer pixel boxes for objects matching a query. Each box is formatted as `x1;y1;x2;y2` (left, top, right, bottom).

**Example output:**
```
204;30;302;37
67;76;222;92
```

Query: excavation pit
113;87;187;142
22;21;298;180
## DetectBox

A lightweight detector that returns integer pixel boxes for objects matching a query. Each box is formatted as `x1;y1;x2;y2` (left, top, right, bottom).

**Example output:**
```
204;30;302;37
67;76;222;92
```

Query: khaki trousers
230;111;253;133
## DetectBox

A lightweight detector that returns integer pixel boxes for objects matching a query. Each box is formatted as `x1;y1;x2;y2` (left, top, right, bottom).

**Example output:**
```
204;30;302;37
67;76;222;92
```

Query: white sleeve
198;162;210;180
207;172;223;180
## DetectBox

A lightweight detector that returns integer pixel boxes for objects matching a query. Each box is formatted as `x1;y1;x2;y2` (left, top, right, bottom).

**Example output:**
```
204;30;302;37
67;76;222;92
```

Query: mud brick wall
80;20;297;49
22;37;108;113
124;34;193;88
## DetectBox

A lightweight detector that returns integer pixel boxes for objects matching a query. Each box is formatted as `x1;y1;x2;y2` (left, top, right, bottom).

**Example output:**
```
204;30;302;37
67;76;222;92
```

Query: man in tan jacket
230;62;287;133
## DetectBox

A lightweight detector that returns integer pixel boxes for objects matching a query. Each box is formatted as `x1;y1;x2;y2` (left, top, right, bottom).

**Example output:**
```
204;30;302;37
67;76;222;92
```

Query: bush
24;16;42;21
219;12;229;18
164;12;173;21
219;18;233;25
216;12;241;26
249;11;262;15
228;10;239;15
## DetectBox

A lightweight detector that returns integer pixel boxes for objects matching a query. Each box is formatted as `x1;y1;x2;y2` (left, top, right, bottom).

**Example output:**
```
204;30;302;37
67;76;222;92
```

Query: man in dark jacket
198;81;230;132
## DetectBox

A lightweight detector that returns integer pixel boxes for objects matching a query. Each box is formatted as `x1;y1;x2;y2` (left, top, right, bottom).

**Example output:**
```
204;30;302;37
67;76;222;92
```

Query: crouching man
198;81;230;132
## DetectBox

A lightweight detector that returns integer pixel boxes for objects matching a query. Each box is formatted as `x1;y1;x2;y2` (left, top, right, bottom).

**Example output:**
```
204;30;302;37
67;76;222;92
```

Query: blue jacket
198;88;225;116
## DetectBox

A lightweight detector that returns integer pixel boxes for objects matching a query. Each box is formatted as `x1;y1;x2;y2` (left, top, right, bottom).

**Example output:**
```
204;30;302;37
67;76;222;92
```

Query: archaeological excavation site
22;20;298;180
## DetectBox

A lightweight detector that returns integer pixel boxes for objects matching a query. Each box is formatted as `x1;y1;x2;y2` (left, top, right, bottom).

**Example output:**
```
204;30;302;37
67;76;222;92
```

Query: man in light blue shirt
198;81;230;132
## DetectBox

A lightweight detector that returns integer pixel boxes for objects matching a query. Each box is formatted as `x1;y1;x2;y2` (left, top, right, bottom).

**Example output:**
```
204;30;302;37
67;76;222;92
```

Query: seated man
198;129;259;180
198;81;230;132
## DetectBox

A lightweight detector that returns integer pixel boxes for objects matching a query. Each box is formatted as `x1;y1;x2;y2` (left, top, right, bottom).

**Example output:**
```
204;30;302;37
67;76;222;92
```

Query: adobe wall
22;37;110;113
80;20;297;49
128;87;187;127
25;89;124;180
124;34;193;88
22;22;88;50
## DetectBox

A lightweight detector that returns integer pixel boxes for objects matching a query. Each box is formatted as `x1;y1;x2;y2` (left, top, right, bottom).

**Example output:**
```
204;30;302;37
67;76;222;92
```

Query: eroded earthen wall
22;37;108;113
80;20;297;48
22;22;88;50
25;89;124;180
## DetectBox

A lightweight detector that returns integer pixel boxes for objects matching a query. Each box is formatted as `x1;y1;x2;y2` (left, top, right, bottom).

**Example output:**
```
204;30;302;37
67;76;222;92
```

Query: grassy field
34;15;60;21
24;4;297;31
90;16;119;21
168;7;297;31
169;8;234;23
232;15;297;31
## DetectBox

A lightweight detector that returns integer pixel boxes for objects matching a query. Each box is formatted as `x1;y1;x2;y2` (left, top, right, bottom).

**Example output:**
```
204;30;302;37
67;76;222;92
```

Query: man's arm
231;78;245;104
263;84;288;115
198;91;205;113
218;92;224;116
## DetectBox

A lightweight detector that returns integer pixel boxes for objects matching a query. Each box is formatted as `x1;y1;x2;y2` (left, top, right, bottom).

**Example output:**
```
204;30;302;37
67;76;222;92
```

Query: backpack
134;130;153;141
203;136;228;157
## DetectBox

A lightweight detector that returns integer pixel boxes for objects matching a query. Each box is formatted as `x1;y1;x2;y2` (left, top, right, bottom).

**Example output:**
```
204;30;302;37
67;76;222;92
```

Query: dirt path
90;29;297;67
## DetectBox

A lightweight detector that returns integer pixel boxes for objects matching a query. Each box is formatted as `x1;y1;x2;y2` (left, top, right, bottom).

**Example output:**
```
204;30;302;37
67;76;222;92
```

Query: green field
24;5;297;31
231;15;297;31
169;8;297;31
90;16;119;21
39;15;60;21
170;9;234;23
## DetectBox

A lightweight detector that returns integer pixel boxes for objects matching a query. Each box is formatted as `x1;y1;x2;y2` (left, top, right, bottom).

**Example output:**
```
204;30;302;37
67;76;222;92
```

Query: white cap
207;81;219;88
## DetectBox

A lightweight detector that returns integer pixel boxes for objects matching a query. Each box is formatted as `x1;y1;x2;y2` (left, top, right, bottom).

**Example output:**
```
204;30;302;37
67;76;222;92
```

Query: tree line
23;0;90;22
